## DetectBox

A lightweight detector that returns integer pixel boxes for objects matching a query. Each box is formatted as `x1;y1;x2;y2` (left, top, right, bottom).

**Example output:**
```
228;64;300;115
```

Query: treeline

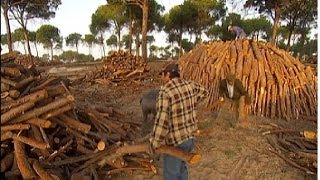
1;0;317;62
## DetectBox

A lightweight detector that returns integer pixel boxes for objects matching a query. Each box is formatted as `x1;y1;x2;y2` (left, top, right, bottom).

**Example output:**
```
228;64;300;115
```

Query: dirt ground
68;61;317;180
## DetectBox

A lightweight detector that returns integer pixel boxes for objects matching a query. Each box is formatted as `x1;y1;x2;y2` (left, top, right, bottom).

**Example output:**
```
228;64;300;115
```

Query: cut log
13;140;37;179
13;134;50;150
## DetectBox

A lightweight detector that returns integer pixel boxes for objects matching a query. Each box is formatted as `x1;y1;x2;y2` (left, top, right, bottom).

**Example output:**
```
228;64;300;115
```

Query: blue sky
1;0;183;58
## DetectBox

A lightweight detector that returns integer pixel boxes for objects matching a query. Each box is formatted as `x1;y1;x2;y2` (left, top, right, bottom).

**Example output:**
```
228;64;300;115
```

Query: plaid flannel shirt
150;78;208;149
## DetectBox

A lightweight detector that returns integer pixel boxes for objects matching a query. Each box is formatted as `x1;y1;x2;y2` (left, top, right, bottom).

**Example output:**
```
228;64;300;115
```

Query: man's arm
149;90;170;149
235;79;251;104
194;83;209;101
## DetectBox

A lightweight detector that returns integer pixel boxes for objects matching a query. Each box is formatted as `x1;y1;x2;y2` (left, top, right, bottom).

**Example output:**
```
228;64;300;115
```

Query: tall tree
1;0;14;52
90;10;111;57
8;0;61;55
281;0;317;51
83;34;96;56
106;35;118;50
28;31;39;57
125;0;149;61
12;28;27;53
65;33;82;53
96;2;127;51
36;24;62;61
244;0;289;44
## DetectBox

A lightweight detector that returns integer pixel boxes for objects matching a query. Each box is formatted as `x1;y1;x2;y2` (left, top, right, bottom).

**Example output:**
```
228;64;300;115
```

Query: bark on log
115;144;201;165
13;134;50;149
1;102;35;124
13;140;37;179
1;131;13;141
58;114;91;134
1;124;30;131
32;160;54;180
1;67;21;77
26;118;52;128
9;95;74;124
1;152;14;172
1;89;48;112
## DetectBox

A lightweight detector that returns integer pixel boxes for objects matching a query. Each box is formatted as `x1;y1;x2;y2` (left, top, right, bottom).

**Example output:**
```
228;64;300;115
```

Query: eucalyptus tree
36;24;62;61
90;10;111;57
244;0;289;44
65;33;82;53
8;0;61;56
83;34;97;56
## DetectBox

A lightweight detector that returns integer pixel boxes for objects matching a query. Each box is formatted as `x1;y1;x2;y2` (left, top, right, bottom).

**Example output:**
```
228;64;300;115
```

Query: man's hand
146;143;155;155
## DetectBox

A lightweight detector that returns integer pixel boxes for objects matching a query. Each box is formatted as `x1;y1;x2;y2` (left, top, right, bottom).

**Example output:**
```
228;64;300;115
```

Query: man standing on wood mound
228;25;247;40
147;63;208;180
219;73;251;127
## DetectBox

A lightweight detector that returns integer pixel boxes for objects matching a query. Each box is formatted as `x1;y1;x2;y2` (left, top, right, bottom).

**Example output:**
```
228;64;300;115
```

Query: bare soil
68;61;317;180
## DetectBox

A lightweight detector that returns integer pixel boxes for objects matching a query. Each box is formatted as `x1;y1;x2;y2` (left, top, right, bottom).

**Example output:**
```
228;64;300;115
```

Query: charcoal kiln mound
179;39;317;121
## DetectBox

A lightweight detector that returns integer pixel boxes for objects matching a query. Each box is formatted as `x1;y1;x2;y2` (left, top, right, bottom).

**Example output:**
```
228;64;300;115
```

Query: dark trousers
163;138;195;180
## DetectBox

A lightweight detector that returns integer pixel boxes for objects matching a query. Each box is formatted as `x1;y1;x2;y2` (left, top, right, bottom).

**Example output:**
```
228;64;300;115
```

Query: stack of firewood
11;53;63;68
0;52;153;179
83;50;150;84
179;40;317;120
262;128;317;175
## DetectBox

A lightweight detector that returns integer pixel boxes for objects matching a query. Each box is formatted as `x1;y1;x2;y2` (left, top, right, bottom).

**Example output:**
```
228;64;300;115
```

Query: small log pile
1;52;199;179
179;40;317;120
83;50;150;84
12;53;63;68
262;127;317;175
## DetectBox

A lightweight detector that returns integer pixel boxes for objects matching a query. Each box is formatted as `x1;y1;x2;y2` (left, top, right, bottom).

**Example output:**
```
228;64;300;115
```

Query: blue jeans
163;138;195;180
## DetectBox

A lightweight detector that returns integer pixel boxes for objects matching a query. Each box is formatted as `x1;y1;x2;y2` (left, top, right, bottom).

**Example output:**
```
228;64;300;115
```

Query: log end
188;153;202;165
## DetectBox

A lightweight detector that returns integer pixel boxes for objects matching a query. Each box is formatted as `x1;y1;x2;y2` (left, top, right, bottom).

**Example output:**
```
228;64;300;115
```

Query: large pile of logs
1;52;199;179
179;40;317;120
0;52;142;179
83;50;150;84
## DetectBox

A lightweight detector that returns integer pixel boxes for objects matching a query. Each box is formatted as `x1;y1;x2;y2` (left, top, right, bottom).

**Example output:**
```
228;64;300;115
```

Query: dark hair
168;71;180;78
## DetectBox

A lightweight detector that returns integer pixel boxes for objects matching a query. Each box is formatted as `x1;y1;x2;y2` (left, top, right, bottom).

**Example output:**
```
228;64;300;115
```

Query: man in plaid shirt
149;63;208;180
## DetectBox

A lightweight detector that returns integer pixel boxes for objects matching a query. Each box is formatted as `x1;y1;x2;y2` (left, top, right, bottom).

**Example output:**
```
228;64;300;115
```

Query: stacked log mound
83;50;150;84
0;52;151;179
179;40;317;120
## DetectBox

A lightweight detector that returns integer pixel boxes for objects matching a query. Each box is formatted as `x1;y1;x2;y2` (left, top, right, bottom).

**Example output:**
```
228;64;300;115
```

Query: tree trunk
117;27;121;51
2;2;13;52
129;7;133;54
22;26;32;56
34;42;39;57
100;34;105;57
50;44;54;61
141;0;148;61
271;4;281;44
135;33;140;56
179;30;183;58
